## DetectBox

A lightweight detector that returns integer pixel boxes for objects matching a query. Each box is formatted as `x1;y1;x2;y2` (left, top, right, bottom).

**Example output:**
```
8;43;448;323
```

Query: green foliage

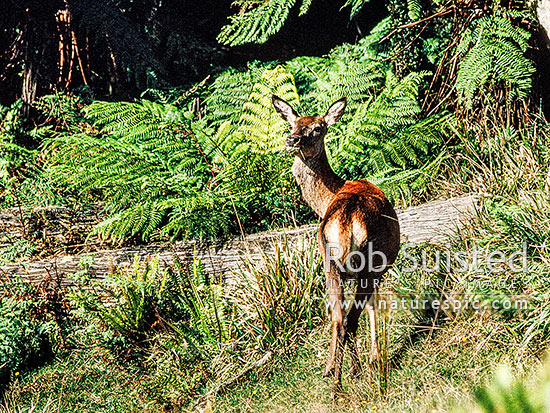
10;0;538;242
44;96;233;241
283;34;447;203
328;71;449;201
76;256;167;340
328;70;429;166
482;193;550;347
215;65;314;230
73;255;231;357
0;239;35;265
40;8;455;241
236;65;300;151
456;11;535;109
208;43;447;207
0;101;41;207
227;240;324;349
0;282;54;383
473;361;550;413
218;0;312;46
342;0;371;19
365;0;452;74
164;258;232;357
203;66;263;128
215;65;300;157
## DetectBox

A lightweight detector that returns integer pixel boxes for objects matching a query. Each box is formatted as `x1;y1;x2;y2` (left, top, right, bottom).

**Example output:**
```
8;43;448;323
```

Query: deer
272;95;401;398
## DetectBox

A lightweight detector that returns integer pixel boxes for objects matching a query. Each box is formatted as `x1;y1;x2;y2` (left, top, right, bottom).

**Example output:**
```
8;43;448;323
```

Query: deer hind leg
345;280;372;379
366;291;380;368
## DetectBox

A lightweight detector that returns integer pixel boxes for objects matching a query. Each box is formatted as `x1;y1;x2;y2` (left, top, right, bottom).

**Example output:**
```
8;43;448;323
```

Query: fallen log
0;204;109;255
0;194;479;287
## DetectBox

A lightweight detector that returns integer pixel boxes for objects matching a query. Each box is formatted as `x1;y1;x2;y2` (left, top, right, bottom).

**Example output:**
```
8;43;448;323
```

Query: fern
0;100;57;208
291;27;390;114
326;71;448;203
235;65;300;151
215;66;300;179
168;258;231;347
78;255;165;340
456;11;535;108
73;255;231;353
214;66;308;227
342;0;371;19
203;65;269;128
218;0;311;46
407;0;421;20
44;97;233;242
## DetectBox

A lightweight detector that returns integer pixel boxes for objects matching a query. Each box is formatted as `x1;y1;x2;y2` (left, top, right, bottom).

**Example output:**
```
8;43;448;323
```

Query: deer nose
286;135;301;147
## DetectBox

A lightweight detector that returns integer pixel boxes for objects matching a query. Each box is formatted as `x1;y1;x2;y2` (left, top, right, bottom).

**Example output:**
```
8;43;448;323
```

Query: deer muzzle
286;135;301;147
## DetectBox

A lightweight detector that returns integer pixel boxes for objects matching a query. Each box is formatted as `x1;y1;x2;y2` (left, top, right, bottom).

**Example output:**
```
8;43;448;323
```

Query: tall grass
226;238;325;350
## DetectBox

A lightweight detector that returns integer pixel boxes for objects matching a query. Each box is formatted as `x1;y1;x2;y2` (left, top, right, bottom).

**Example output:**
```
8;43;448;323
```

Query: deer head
272;95;346;159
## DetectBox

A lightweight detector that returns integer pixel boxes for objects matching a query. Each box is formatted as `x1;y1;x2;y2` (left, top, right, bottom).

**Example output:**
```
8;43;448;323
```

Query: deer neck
292;149;345;218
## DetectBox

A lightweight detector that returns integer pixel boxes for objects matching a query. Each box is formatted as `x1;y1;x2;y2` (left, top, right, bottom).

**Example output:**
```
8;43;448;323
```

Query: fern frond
44;98;229;241
342;0;371;19
218;0;312;46
223;65;300;153
455;11;534;108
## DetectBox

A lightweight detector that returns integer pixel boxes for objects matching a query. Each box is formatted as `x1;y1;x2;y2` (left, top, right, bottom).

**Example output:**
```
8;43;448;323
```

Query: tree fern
237;65;300;151
342;0;371;19
342;0;420;20
291;29;389;114
326;71;448;203
44;97;233;242
216;66;311;228
456;11;534;109
203;65;269;128
406;0;421;20
218;0;312;46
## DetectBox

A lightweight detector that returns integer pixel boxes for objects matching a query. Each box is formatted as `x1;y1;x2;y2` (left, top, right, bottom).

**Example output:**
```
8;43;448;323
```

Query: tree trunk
21;59;38;119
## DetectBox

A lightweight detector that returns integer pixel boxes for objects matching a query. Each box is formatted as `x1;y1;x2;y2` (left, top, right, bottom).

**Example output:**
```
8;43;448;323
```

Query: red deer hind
272;95;400;397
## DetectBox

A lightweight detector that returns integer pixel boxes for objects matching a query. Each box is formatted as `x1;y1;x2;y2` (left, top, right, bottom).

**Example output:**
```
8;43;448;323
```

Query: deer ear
324;97;346;127
272;95;298;124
